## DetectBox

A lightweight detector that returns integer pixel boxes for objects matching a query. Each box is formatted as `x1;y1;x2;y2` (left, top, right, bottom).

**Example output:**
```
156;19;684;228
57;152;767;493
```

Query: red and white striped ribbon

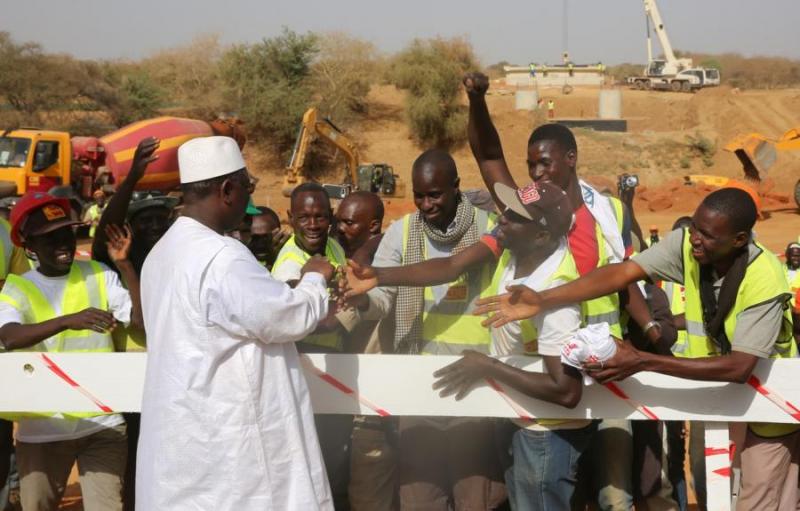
604;382;660;420
485;377;534;421
300;354;390;417
747;374;800;422
40;353;113;413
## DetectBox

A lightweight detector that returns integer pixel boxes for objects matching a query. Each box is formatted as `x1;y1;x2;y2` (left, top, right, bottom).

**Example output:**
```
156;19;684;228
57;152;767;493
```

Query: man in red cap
0;191;143;511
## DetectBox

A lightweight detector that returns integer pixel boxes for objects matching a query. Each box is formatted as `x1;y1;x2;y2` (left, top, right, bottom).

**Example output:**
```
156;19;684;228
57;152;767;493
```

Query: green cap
246;198;261;215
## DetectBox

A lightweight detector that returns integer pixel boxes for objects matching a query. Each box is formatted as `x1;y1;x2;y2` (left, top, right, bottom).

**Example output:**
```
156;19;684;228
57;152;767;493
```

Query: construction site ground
249;83;800;254
56;85;800;509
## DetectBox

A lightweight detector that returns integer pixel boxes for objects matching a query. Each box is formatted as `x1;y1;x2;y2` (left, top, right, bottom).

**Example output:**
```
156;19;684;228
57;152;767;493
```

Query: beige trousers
736;427;800;511
17;422;127;511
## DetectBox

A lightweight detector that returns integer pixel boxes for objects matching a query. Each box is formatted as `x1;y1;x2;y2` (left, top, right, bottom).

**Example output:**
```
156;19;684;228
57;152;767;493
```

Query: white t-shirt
0;264;131;443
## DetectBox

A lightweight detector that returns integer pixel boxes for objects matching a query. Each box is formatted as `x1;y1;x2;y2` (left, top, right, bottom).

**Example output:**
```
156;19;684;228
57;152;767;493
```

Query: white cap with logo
178;136;246;184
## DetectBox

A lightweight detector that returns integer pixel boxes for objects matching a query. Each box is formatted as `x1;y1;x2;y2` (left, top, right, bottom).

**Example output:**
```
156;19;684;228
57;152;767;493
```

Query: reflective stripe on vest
401;207;496;355
661;280;689;356
0;260;114;420
582;196;624;338
272;235;346;351
488;248;580;426
0;218;13;280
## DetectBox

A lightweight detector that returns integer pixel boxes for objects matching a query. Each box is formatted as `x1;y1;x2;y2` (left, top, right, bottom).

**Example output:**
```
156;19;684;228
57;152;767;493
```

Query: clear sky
4;0;799;65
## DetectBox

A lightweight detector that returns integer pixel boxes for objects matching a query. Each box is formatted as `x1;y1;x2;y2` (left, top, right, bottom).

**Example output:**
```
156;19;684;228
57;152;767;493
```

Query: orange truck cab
0;129;72;198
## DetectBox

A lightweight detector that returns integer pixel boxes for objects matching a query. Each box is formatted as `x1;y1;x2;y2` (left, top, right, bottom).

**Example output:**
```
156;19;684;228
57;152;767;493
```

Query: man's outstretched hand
463;72;490;98
432;350;495;401
343;260;378;299
473;284;543;327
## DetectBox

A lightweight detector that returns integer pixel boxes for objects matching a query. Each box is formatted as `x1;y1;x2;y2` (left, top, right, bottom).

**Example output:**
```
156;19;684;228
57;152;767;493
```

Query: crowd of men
0;72;799;511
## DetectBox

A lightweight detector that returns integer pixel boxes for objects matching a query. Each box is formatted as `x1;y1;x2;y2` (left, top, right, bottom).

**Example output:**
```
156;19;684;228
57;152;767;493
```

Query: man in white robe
136;136;335;510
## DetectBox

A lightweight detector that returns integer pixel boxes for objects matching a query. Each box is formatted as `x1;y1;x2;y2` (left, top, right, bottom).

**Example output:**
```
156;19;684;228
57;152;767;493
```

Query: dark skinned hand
129;137;160;182
463;72;490;98
432;350;496;400
473;284;543;328
62;308;117;333
583;339;644;384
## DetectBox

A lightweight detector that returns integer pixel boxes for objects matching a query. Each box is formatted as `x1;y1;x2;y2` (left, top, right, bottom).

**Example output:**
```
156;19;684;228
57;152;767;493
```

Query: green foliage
220;28;318;150
605;63;643;83
387;37;478;148
79;62;165;127
699;58;722;71
686;132;716;168
484;60;511;79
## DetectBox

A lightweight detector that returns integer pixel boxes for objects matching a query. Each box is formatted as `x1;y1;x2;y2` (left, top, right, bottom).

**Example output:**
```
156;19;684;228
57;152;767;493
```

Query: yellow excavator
282;108;405;198
722;127;800;207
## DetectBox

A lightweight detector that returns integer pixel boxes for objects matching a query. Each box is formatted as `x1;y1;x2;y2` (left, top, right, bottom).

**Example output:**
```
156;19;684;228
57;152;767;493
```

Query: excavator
723;128;800;207
282;107;405;198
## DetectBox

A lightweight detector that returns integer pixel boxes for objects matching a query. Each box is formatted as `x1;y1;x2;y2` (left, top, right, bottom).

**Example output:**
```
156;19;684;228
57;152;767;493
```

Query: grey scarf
394;194;480;353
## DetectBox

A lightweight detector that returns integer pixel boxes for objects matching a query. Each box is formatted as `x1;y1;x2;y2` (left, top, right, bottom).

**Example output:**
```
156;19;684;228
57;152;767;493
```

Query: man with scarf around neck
346;181;594;511
476;188;800;510
463;71;665;510
359;149;506;510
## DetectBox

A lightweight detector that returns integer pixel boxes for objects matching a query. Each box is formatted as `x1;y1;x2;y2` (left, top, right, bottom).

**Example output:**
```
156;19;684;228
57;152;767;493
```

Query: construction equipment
282;108;405;198
626;0;720;92
723;128;800;207
0;117;244;205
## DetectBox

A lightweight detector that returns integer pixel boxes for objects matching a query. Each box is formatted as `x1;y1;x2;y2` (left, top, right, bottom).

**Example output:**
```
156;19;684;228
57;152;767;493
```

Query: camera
617;174;639;194
322;183;351;200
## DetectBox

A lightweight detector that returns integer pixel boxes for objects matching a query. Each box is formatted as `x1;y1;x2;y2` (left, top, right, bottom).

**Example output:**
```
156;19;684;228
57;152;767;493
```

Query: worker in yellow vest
271;182;352;510
357;149;505;510
465;71;662;509
784;242;800;304
477;188;799;510
0;191;142;511
82;189;107;238
346;181;593;510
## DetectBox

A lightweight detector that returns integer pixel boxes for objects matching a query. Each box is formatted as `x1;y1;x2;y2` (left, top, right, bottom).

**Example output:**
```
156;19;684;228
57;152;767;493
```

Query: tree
220;28;318;150
387;37;478;148
79;62;165;127
312;32;380;122
0;32;84;120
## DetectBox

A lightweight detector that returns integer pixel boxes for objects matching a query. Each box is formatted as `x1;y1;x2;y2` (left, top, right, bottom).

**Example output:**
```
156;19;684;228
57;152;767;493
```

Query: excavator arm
284;107;360;190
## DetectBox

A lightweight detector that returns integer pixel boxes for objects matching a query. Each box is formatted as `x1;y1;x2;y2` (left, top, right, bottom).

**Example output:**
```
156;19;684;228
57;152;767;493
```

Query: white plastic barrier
4;353;800;510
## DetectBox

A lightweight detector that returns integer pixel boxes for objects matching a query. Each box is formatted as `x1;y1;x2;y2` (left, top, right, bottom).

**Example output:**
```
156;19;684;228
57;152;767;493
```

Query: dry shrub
387;37;478;148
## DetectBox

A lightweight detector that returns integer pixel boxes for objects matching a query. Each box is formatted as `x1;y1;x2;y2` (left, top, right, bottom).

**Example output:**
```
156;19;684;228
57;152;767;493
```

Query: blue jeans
506;422;596;511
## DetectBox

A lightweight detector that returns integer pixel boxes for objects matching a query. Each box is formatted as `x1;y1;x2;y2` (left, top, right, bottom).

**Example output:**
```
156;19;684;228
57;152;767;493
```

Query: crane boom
643;0;677;65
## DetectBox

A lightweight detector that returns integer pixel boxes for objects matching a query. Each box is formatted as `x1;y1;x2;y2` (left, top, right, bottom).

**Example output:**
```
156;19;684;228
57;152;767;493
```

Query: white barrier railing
4;353;800;511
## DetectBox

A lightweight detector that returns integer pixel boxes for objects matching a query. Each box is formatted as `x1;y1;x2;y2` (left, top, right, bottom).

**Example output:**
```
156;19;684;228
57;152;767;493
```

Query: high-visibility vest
0;260;115;419
680;231;798;437
660;280;688;356
400;207;495;355
785;264;800;307
581;196;625;338
273;235;346;351
0;218;14;281
487;248;581;427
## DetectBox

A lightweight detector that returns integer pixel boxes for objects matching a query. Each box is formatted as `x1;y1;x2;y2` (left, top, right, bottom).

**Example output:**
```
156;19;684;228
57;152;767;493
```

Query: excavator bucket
723;133;777;182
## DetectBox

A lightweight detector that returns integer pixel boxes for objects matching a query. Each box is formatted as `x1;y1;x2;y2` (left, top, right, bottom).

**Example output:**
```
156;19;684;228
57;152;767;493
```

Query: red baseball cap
10;192;82;247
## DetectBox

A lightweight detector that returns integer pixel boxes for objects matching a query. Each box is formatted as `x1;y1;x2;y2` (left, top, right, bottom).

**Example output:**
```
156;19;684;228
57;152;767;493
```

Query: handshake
299;256;379;310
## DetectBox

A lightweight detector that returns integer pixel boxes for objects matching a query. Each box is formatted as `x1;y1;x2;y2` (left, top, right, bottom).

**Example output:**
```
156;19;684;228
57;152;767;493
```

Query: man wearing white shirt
136;136;336;511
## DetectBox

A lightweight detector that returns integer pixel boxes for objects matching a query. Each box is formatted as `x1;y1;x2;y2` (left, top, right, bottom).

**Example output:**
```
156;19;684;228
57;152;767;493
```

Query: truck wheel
671;81;682;92
681;81;692;92
644;80;653;90
635;80;646;90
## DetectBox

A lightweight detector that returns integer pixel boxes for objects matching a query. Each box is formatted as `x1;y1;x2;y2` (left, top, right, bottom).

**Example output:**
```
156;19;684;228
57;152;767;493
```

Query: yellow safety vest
660;280;688;356
400;207;496;355
0;260;114;419
486;247;580;426
785;264;800;308
273;235;346;351
581;196;625;338
680;232;798;437
0;218;13;281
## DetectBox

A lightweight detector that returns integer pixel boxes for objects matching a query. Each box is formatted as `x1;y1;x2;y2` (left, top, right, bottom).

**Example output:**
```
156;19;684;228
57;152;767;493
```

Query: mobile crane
627;0;720;92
